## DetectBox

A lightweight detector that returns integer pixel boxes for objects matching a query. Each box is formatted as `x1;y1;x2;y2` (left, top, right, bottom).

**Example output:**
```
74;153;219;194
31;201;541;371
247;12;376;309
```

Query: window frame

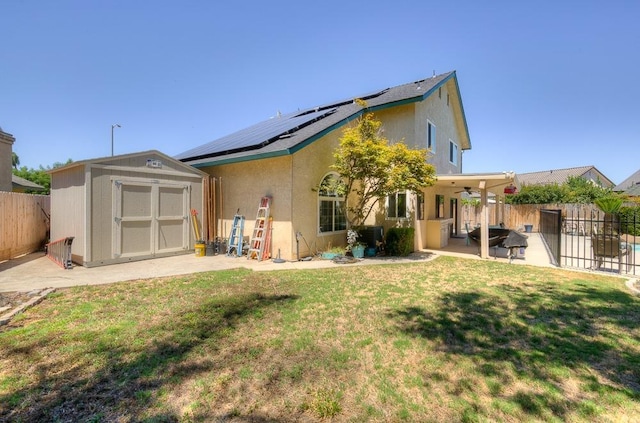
435;194;445;218
386;191;409;220
427;120;436;153
317;172;347;235
417;192;425;221
449;139;458;166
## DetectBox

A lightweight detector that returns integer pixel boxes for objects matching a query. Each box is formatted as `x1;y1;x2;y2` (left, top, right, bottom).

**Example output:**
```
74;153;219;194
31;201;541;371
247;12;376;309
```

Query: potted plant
595;196;623;236
347;229;366;258
321;243;345;260
592;195;625;267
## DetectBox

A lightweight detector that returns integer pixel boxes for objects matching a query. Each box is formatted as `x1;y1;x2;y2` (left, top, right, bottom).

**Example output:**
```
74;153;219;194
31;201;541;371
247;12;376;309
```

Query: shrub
619;206;640;236
385;227;414;256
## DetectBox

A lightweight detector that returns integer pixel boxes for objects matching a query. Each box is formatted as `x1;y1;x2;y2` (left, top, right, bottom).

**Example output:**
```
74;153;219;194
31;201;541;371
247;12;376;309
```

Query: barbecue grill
468;227;528;262
502;230;529;262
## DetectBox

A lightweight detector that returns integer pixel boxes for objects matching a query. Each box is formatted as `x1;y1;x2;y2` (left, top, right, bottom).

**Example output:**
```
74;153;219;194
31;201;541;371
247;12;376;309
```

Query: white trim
385;190;410;220
111;177;191;259
317;172;347;236
84;166;92;263
90;163;203;179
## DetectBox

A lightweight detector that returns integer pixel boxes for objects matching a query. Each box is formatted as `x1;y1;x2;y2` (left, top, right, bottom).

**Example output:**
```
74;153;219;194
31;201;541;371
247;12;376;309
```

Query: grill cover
502;231;529;249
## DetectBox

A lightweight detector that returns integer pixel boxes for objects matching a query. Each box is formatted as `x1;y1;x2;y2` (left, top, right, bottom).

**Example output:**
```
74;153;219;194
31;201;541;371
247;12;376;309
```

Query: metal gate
540;208;638;276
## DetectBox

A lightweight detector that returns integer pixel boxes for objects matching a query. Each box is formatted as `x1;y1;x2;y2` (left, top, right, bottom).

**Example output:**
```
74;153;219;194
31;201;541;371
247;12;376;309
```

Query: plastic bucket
524;224;533;233
194;242;206;257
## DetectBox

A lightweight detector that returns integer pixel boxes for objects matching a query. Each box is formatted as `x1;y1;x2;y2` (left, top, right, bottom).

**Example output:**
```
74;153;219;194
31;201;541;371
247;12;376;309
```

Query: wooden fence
0;192;50;261
463;203;601;232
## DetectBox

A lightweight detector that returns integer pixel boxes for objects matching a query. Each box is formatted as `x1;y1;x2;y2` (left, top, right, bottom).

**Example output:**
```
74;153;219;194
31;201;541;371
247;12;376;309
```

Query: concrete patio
0;233;556;293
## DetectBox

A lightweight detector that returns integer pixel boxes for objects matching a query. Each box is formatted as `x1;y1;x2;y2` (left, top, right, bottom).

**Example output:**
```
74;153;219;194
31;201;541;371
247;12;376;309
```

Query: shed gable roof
177;71;470;167
49;150;206;177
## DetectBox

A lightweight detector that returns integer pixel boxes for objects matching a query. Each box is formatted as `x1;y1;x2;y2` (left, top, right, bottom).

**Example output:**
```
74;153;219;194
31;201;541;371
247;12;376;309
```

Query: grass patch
1;257;639;421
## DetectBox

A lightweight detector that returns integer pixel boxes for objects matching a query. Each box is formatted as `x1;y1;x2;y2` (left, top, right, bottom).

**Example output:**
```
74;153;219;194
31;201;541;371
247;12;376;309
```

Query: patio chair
591;234;631;273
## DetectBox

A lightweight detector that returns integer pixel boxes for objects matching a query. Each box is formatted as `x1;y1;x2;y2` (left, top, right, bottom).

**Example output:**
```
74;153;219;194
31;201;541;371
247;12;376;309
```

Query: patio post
480;186;489;259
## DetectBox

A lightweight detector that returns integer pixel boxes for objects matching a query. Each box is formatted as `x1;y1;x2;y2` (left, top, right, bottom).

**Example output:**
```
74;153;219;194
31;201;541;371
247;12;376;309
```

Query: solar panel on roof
175;108;337;161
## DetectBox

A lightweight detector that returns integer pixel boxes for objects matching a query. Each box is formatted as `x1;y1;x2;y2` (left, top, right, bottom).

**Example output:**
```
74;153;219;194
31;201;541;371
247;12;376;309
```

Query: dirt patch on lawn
0;289;52;326
0;291;36;309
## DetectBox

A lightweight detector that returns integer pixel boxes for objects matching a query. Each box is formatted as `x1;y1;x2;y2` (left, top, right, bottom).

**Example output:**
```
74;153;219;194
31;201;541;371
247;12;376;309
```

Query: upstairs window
449;140;458;166
318;173;346;233
427;121;436;153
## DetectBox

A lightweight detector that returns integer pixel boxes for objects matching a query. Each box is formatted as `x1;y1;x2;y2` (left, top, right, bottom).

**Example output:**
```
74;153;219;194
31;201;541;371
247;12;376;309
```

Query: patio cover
434;172;518;259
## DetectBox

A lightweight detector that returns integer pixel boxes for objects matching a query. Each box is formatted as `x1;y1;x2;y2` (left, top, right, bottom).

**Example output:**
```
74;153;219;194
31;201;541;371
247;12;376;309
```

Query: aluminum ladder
247;196;272;261
227;211;245;257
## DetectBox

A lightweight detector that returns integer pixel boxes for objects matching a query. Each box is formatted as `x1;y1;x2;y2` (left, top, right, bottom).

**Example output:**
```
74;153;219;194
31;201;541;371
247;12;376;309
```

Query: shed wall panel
50;166;85;259
89;166;203;264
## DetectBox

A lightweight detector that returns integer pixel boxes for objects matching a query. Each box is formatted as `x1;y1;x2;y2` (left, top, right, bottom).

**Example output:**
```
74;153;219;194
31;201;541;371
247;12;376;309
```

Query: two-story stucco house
177;71;516;260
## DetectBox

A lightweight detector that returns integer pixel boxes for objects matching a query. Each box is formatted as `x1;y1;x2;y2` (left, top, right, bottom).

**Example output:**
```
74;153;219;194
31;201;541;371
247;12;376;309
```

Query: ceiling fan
454;186;474;194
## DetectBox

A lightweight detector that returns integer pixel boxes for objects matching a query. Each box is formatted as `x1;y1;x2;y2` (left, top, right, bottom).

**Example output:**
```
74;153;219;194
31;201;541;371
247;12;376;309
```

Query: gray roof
614;168;640;192
177;71;468;167
12;174;45;190
517;166;614;187
623;183;640;196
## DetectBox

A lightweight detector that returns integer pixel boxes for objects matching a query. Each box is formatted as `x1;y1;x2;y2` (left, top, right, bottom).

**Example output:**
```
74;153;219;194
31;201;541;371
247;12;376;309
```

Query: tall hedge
619;206;640;236
385;227;414;256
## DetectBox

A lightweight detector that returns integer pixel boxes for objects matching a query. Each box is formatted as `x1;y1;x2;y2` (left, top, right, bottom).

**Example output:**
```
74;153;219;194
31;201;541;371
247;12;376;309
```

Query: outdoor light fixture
111;123;121;156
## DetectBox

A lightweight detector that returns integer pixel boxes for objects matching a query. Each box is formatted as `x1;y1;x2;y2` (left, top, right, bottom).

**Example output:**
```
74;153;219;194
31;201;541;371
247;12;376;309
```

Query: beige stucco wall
415;80;466;174
201;155;295;259
292;128;345;257
0;130;16;192
372;86;467;249
199;84;469;259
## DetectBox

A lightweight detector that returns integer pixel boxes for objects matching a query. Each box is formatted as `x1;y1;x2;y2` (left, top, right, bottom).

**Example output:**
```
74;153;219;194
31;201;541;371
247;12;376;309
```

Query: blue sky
2;1;638;184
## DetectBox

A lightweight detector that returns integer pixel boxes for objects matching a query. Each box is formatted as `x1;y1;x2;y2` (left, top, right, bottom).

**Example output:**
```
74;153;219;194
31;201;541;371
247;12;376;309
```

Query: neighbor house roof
12;174;45;191
176;71;470;167
622;183;640;196
613;169;640;194
517;166;614;187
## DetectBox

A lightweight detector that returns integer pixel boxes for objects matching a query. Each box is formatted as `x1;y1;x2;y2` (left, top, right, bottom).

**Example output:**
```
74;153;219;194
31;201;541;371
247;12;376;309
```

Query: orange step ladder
247;196;272;261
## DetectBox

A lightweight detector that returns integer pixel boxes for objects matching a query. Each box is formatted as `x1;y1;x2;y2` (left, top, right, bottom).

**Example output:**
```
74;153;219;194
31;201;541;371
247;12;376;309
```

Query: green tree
507;176;613;205
332;100;436;226
12;158;73;194
564;175;610;203
11;152;19;169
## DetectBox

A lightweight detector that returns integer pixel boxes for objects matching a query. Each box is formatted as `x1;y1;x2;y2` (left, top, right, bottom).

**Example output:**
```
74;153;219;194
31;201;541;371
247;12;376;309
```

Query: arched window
318;173;346;234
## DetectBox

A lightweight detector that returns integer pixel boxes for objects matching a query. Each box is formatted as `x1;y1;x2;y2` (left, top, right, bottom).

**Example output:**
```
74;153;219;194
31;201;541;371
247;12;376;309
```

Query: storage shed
49;150;206;267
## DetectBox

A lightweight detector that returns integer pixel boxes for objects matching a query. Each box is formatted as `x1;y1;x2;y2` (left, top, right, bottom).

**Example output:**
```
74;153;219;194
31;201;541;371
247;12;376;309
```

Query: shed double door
113;180;190;259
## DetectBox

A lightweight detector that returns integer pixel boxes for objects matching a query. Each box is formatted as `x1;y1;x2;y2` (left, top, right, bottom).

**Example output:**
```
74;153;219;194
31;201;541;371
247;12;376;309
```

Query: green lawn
1;256;639;422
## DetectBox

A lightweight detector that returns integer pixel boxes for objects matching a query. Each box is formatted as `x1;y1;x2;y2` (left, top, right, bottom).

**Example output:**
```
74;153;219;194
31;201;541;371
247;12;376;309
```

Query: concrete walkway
0;233;555;293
